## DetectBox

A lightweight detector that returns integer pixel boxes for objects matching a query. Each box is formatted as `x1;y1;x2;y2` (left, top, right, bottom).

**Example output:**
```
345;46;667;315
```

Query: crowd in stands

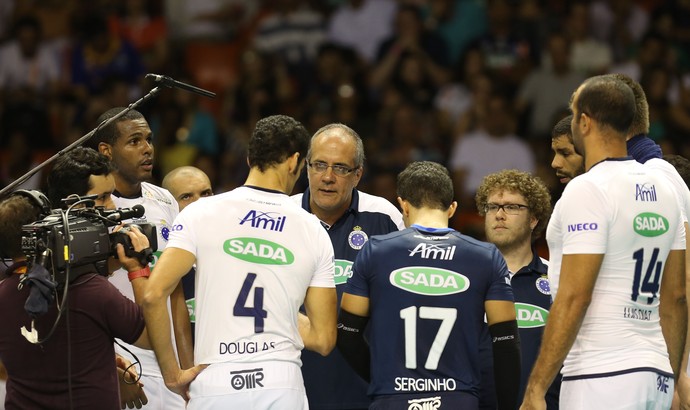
1;0;690;240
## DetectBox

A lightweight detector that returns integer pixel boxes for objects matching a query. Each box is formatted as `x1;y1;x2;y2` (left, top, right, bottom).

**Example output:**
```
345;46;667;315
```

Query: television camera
20;201;157;286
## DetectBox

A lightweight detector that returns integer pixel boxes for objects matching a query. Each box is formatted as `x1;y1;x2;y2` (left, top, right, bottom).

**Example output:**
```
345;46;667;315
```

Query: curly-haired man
476;169;561;409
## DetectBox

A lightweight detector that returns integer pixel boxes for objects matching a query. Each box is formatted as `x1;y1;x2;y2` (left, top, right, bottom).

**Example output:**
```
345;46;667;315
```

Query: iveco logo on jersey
334;259;353;286
390;267;469;296
239;210;286;232
408;243;456;260
633;212;669;237
515;303;549;328
223;237;295;265
635;183;657;201
567;223;597;232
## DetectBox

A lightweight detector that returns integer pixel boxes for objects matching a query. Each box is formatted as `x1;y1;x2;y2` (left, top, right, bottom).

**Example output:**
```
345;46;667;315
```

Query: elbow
316;331;337;357
141;286;166;311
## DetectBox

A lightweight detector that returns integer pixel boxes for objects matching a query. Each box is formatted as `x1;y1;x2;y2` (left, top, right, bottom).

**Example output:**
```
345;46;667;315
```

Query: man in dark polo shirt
475;169;561;409
292;123;404;409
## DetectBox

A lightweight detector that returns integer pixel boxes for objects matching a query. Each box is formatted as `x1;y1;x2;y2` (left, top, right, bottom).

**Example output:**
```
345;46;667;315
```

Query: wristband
128;266;151;281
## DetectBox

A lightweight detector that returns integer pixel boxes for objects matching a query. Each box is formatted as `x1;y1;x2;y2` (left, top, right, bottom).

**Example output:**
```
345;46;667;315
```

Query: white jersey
546;159;685;378
110;182;180;378
168;186;335;366
645;158;690;224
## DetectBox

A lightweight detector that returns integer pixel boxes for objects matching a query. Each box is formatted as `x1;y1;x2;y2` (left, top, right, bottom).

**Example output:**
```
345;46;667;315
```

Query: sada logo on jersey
390;267;469;296
223;237;295;265
515;303;549;328
334;259;353;285
633;212;669;237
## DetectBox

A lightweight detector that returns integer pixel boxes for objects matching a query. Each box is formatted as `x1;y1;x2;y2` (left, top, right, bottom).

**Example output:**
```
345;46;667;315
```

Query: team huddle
1;73;690;410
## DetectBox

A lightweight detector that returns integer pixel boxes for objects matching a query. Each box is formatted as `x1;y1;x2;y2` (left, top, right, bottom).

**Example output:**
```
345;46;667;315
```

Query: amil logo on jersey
633;212;669;237
223;237;295;265
239;210;286;232
390;267;469;296
635;183;657;201
408;243;456;260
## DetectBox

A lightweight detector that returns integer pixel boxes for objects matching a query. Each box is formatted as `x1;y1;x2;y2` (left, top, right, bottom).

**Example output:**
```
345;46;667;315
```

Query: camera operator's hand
113;226;151;272
116;354;148;408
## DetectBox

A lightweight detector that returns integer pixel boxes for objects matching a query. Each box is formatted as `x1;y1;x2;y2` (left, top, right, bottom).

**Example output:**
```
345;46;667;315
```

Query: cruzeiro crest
348;226;368;250
536;276;551;295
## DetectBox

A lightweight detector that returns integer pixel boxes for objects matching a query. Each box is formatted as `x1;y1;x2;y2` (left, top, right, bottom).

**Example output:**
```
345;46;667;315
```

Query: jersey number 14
631;247;662;304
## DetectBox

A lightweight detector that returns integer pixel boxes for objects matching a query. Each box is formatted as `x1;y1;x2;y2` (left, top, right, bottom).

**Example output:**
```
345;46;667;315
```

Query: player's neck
244;167;294;195
584;136;627;171
113;174;142;198
407;208;449;229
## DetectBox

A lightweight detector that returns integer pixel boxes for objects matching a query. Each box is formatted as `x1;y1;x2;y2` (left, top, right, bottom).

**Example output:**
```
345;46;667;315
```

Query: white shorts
560;370;673;410
138;374;186;409
188;361;307;410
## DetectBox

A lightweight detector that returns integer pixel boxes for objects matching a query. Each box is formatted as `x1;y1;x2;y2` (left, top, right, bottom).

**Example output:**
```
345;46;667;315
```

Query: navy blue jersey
345;225;513;399
293;189;404;409
479;253;561;409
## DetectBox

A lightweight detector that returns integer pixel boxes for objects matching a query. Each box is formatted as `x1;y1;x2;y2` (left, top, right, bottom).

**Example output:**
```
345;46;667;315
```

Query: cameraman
0;147;148;409
0;191;154;409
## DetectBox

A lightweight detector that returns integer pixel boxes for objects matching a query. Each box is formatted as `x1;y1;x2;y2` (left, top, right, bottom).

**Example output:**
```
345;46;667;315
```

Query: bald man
162;166;214;344
162;166;214;211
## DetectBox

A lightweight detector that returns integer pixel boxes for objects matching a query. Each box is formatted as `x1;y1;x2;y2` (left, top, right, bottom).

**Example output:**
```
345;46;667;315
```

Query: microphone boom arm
0;86;163;198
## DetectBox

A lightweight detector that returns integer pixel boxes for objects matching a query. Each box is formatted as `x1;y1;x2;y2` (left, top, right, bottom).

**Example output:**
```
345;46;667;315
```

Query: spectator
327;0;397;65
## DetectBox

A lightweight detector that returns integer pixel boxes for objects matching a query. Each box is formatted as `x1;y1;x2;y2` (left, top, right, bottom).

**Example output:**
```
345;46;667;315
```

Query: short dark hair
663;154;690;188
89;107;146;148
47;147;113;206
607;73;650;136
248;115;310;172
574;75;635;134
397;161;454;210
552;114;573;141
0;195;43;259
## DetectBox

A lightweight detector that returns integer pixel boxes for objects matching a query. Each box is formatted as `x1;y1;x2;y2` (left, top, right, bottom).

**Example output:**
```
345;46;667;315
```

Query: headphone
10;189;52;217
0;190;52;261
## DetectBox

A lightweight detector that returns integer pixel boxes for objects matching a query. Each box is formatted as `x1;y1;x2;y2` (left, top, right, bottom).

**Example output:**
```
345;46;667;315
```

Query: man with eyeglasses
476;169;561;409
292;123;404;410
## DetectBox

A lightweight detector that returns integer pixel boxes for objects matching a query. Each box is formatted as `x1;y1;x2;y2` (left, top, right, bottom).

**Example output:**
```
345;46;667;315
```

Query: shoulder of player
290;192;304;206
140;182;176;207
356;190;398;213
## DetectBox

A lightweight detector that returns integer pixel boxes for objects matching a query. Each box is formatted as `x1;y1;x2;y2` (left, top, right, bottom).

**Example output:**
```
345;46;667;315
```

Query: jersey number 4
234;273;268;333
400;306;457;370
631;247;662;304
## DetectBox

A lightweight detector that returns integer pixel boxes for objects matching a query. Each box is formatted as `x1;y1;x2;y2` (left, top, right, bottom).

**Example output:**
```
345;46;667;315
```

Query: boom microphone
145;74;216;98
105;205;146;222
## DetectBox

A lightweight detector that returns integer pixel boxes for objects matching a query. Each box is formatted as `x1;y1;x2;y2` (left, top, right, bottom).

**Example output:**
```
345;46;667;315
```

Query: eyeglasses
307;161;358;177
484;203;530;215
